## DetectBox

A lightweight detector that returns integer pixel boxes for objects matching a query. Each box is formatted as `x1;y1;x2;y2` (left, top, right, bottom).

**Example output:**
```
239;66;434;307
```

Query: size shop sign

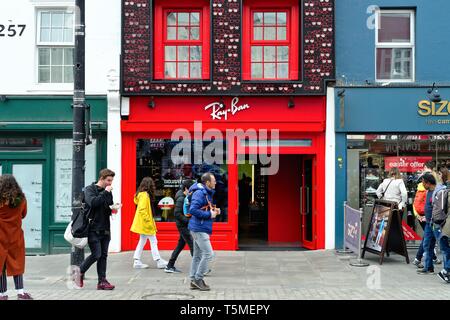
204;97;250;120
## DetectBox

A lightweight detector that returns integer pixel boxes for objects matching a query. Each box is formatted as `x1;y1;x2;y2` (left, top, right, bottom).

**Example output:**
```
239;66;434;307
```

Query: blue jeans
423;222;436;271
433;225;450;272
190;231;213;281
416;221;437;261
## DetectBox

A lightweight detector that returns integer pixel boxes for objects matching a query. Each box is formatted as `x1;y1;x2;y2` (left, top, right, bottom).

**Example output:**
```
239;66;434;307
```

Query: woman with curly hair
130;177;168;269
0;174;33;300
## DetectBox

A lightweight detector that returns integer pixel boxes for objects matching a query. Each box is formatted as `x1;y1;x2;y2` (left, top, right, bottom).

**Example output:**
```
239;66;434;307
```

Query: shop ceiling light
427;83;442;103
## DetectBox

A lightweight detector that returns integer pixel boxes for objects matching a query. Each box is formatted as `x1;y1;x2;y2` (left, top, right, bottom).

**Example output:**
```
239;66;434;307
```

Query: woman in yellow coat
130;177;168;269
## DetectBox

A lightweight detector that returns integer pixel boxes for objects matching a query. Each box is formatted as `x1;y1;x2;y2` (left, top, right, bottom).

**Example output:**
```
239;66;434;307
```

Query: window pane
264;12;276;25
376;48;412;80
277;27;286;40
253;12;263;26
178;12;189;25
264;46;276;62
41;12;51;27
177;46;189;61
167;27;177;40
191;13;200;26
39;48;51;66
178;27;189;40
51;66;63;83
38;67;50;83
165;46;176;61
51;48;64;65
165;62;176;78
64;48;73;65
251;63;262;78
190;46;202;61
40;28;51;42
264;27;276;40
52;12;64;28
167;12;177;26
65;12;74;27
277;12;287;25
190;62;202;78
251;46;262;62
178;62;189;78
378;13;411;43
64;28;73;42
264;63;276;78
51;28;63;42
277;63;288;78
277;46;289;62
254;27;263;40
190;27;200;40
64;66;73;83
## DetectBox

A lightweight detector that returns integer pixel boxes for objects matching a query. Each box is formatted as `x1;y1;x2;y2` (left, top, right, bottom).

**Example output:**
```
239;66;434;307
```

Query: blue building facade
334;0;450;247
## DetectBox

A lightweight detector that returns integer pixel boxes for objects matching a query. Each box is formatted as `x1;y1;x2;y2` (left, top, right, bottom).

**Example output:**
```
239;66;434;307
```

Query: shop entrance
238;155;316;250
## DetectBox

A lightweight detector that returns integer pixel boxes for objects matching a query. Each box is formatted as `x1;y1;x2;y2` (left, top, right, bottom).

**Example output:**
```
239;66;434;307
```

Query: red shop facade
120;0;335;251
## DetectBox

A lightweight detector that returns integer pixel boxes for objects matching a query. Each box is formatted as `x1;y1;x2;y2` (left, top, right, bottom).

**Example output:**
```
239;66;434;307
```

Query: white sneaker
156;258;168;269
133;260;149;269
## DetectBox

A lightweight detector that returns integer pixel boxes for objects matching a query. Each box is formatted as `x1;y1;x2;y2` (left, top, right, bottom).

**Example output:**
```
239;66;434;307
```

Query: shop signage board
362;199;410;265
344;204;361;253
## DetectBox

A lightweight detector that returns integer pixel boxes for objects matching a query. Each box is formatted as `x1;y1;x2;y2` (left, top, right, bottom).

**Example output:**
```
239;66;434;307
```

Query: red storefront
120;0;334;251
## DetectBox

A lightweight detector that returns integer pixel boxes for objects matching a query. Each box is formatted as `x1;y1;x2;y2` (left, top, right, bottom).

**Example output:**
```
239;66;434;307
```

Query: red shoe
97;279;115;290
72;268;84;288
0;295;8;300
17;293;33;300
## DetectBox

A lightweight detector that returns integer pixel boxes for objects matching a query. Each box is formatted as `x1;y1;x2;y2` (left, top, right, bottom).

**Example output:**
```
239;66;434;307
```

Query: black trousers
1;264;23;293
167;222;194;268
80;231;110;282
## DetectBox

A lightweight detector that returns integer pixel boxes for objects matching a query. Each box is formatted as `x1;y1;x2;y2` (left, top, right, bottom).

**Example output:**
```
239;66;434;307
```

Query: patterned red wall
122;0;334;95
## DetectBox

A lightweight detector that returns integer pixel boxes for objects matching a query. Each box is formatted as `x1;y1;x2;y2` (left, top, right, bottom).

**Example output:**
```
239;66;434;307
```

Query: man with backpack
188;173;220;291
164;179;195;273
431;167;450;283
73;169;116;290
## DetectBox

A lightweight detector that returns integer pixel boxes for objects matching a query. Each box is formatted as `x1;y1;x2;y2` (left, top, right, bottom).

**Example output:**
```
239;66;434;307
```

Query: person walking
413;161;439;268
131;177;168;269
188;173;220;291
417;173;445;275
0;175;33;300
73;169;116;290
165;179;195;273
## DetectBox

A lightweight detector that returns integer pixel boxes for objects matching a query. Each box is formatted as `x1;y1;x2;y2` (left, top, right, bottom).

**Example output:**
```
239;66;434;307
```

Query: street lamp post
71;0;86;267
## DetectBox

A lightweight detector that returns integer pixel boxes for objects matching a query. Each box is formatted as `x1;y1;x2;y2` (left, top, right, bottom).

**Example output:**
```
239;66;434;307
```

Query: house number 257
0;24;26;37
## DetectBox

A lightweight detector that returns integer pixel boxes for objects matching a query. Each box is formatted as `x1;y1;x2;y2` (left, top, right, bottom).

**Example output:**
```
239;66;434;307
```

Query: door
1;160;45;253
301;156;316;249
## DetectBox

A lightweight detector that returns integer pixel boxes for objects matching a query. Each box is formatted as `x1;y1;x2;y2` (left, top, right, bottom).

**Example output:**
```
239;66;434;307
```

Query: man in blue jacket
188;172;220;291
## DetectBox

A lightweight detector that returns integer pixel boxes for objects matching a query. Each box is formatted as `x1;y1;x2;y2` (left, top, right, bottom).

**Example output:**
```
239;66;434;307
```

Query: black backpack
71;186;95;238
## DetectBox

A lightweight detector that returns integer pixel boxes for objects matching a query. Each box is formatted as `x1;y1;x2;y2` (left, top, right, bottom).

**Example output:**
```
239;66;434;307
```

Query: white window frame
375;9;415;83
36;8;75;85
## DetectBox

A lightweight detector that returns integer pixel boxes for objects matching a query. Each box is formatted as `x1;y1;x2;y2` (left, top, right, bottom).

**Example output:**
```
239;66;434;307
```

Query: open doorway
238;155;315;250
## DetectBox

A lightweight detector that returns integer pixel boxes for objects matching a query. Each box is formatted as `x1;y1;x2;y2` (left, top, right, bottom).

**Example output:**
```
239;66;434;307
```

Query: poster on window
13;164;43;249
54;139;96;223
365;203;392;252
384;156;433;172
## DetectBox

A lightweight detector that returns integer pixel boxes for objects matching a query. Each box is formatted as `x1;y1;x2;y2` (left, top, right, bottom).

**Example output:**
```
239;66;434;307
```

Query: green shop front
0;96;107;255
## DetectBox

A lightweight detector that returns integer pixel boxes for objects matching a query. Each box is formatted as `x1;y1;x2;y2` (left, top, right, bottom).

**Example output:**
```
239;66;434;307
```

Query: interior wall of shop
336;0;450;83
268;155;301;243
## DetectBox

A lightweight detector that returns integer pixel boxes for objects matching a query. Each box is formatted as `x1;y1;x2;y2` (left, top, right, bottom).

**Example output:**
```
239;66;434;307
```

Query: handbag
64;221;88;249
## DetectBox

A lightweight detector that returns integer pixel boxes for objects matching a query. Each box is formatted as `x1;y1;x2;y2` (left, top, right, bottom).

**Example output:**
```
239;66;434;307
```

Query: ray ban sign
205;97;250;120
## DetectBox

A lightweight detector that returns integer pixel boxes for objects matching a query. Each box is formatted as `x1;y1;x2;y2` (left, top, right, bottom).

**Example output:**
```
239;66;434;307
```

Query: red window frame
154;0;210;80
242;0;299;81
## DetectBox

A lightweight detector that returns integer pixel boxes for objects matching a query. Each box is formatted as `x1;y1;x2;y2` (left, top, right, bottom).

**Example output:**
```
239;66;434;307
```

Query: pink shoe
0;295;8;300
17;293;33;300
97;279;115;290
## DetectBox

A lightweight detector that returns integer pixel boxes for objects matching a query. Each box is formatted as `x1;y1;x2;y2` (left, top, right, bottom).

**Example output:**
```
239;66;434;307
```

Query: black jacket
174;189;189;226
84;183;114;232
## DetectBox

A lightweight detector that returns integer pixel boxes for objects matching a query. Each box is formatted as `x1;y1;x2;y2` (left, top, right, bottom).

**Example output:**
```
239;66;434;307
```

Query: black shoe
192;279;210;291
437;271;450;283
190;280;199;290
417;268;434;275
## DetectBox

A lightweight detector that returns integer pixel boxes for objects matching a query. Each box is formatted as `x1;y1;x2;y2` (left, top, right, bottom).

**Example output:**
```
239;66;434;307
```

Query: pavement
4;249;450;300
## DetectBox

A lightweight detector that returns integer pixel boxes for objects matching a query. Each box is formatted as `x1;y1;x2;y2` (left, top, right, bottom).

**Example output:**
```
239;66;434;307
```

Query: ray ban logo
205;97;251;120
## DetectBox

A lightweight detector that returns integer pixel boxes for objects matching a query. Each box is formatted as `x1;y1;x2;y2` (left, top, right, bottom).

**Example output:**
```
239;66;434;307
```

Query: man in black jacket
73;169;115;290
165;179;195;273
